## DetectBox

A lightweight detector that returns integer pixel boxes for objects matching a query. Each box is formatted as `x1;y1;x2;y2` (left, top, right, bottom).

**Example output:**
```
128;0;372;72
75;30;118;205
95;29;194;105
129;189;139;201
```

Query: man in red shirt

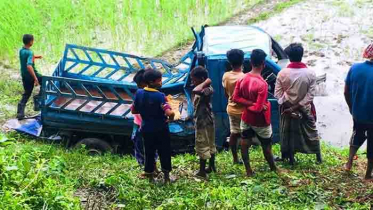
233;49;277;177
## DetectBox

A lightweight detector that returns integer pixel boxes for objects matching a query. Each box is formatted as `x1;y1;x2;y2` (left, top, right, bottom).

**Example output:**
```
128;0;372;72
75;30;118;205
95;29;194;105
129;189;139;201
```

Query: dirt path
254;0;373;147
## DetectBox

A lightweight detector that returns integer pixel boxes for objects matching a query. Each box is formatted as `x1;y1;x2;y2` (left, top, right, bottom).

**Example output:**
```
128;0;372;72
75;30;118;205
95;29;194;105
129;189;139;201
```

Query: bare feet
145;173;155;183
195;170;207;179
246;169;255;177
270;166;277;172
344;162;352;171
363;176;373;183
316;153;323;164
205;166;217;174
234;160;243;165
138;172;147;179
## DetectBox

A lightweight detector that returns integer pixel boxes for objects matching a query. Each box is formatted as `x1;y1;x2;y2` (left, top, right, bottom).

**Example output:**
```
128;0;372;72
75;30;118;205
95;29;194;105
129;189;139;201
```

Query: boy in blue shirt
17;34;43;119
344;43;373;181
131;69;175;183
132;69;159;176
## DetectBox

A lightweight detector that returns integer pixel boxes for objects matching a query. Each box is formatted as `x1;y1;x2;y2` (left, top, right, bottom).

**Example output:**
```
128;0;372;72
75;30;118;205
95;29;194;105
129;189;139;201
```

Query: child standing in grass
131;69;175;183
132;69;159;177
190;66;217;179
17;34;42;119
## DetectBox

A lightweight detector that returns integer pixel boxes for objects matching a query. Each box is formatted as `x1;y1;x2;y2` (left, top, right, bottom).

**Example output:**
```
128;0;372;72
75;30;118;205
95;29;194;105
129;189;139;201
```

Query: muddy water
255;0;373;147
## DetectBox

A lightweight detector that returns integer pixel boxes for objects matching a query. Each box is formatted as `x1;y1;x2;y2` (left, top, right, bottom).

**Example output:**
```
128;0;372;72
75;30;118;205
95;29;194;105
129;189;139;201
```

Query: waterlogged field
0;0;262;67
0;133;372;209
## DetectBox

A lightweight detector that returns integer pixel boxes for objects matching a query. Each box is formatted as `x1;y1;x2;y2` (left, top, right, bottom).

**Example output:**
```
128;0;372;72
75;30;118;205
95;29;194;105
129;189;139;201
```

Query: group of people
130;44;321;182
17;33;373;183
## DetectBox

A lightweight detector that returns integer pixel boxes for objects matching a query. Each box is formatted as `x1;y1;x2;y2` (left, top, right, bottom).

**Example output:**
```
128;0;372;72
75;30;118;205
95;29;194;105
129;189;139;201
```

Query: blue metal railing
60;44;193;89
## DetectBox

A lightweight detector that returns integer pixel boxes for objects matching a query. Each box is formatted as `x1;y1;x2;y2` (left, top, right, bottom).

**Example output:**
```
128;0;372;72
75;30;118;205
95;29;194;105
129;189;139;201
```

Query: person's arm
274;72;285;104
281;102;301;115
193;78;212;94
34;55;42;59
161;95;175;120
27;52;39;86
131;104;139;114
222;76;229;99
247;83;268;113
344;68;352;114
344;85;352;113
232;79;254;107
131;91;140;114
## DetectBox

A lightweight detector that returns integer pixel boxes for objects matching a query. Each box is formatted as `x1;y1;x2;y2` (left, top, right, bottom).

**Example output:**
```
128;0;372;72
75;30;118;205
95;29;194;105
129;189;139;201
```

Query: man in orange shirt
223;49;246;164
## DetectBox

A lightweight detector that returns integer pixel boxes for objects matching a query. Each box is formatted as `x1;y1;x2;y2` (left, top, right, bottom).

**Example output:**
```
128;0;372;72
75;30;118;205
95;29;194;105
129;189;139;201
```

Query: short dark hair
143;68;162;83
133;69;146;85
227;49;245;69
191;66;208;80
23;34;34;45
250;49;267;67
284;43;304;62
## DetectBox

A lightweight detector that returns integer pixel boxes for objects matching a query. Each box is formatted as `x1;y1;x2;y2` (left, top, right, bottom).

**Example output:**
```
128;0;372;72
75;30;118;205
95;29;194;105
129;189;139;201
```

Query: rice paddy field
0;0;262;67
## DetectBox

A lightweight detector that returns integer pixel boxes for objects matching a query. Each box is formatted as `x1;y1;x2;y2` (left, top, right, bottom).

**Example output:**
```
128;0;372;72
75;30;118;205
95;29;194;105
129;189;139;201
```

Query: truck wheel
75;138;113;155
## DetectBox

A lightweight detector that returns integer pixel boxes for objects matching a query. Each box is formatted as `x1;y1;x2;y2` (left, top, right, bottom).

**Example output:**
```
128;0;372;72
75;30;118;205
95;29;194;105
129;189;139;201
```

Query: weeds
1;132;372;209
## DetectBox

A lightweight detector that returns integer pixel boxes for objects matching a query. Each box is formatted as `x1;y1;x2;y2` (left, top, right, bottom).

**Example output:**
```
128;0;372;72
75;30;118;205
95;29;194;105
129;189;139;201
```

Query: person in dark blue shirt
131;69;159;176
131;69;175;183
344;43;373;181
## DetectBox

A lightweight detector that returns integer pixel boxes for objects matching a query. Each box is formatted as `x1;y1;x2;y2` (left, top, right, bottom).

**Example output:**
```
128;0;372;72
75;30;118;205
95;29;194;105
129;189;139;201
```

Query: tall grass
0;0;261;68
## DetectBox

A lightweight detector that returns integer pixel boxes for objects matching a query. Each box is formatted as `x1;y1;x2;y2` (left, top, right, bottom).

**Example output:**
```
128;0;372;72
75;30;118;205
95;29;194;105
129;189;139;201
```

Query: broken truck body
40;26;288;153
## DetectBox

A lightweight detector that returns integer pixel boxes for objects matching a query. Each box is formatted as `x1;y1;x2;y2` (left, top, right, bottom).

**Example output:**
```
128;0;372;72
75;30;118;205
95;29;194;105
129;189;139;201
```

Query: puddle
255;0;373;147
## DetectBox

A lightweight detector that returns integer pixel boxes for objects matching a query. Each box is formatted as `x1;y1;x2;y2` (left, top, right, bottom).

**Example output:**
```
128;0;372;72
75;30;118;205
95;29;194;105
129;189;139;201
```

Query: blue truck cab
192;26;288;148
40;26;288;154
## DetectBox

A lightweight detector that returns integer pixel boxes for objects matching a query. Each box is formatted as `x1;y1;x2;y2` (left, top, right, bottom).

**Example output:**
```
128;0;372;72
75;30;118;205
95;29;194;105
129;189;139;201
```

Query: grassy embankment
1;132;372;209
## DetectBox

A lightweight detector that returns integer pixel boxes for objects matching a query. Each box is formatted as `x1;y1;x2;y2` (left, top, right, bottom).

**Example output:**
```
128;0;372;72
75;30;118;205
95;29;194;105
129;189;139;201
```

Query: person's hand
34;78;40;86
263;104;268;111
168;112;175;121
193;84;203;94
281;108;293;115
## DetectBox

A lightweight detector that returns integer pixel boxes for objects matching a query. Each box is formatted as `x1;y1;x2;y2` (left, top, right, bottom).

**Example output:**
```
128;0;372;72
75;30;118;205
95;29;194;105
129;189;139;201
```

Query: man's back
134;89;167;132
346;61;373;124
235;73;270;127
238;73;266;104
19;47;40;80
276;67;315;105
222;71;245;115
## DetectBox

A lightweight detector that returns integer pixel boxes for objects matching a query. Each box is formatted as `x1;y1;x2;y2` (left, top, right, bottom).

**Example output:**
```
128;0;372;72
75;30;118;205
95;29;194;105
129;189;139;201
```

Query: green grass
0;0;263;67
1;132;372;209
247;0;304;24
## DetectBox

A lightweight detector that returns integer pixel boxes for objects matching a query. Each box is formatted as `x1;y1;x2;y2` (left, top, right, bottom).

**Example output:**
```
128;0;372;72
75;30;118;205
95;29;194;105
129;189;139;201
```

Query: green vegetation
0;0;263;67
247;0;304;24
1;132;372;209
0;0;265;122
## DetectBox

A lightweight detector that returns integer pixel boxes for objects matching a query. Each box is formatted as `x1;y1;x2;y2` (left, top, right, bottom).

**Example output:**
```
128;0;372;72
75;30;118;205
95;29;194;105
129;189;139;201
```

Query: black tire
74;138;113;155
